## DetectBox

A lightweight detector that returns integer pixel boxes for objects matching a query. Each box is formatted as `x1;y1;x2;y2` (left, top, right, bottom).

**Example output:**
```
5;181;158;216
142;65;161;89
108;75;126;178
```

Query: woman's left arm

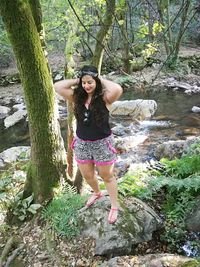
101;78;123;104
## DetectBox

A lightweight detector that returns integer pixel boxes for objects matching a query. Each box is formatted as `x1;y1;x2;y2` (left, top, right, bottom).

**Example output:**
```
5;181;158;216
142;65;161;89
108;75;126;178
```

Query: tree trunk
28;0;47;51
172;0;190;62
92;0;116;73
156;0;171;56
118;1;132;73
0;0;66;204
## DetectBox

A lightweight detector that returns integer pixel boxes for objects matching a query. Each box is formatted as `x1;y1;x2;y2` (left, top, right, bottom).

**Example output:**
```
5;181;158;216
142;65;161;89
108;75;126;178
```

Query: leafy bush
42;184;86;238
118;141;200;254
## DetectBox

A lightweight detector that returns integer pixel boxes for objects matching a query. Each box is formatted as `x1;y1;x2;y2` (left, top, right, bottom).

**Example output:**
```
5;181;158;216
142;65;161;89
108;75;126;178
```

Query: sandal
108;207;118;224
86;191;104;207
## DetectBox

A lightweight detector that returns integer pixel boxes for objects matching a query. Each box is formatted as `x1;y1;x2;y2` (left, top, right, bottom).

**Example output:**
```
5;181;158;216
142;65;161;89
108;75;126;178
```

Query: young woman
54;65;123;224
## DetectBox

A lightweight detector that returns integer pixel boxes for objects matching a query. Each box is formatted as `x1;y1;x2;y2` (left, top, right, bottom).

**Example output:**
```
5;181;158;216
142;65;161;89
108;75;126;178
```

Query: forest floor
0;46;200;266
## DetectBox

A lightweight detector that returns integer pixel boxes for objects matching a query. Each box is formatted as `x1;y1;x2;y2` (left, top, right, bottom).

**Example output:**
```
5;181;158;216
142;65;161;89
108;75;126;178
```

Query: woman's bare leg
78;163;100;193
97;164;118;208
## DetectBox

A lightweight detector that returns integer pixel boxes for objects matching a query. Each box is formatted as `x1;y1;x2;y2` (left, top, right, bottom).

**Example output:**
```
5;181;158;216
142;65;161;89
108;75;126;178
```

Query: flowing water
123;88;200;151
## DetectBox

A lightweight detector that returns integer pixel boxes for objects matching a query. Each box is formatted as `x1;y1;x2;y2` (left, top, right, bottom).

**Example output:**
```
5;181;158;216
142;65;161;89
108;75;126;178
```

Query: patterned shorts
71;135;117;166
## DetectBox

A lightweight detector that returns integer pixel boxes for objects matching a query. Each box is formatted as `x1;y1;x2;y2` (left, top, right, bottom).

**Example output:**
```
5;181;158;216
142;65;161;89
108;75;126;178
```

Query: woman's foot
86;191;104;207
108;207;118;224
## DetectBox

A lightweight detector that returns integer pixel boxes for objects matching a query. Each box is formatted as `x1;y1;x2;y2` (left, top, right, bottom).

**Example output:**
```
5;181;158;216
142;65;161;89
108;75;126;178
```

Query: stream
122;88;200;154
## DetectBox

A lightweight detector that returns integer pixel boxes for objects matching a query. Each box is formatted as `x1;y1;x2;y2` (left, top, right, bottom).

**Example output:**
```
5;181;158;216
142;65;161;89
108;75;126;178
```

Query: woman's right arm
54;78;79;101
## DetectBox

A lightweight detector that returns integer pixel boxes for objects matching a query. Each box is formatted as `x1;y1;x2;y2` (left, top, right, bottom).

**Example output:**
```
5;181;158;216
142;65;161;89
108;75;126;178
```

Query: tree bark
0;0;66;204
117;0;132;73
92;0;116;73
172;0;191;62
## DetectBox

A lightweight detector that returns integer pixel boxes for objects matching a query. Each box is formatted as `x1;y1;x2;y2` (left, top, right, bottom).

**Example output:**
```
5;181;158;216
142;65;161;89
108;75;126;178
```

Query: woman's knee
100;172;114;183
84;174;96;182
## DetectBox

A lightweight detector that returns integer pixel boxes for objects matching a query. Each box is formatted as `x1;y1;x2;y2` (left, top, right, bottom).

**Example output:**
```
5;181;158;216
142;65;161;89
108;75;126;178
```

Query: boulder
154;137;199;160
110;100;157;120
186;196;200;232
0;146;30;169
4;109;27;128
78;196;162;256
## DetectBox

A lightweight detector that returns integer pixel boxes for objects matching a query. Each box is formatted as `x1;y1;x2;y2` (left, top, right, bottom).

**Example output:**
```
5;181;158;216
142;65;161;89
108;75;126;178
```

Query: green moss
117;199;138;239
179;260;200;267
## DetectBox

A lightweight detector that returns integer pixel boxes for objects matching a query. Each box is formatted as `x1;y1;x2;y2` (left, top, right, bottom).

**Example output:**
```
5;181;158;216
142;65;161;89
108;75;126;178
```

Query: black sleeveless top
76;104;111;140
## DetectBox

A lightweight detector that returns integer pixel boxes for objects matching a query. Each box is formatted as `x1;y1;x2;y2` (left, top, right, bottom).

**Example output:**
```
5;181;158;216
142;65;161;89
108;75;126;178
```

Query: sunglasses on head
79;70;98;78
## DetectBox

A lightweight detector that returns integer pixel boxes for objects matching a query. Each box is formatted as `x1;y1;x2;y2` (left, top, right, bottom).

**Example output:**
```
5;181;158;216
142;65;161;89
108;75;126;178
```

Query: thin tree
91;0;116;73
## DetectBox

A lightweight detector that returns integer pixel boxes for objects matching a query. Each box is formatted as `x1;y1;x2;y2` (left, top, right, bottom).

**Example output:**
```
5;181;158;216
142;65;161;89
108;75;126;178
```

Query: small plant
118;170;151;199
42;184;86;238
11;192;41;221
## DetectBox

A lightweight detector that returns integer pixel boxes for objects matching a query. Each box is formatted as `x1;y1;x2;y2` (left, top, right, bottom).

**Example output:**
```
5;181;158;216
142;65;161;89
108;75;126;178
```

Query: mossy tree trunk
117;0;132;73
91;0;116;73
28;0;46;51
0;0;66;204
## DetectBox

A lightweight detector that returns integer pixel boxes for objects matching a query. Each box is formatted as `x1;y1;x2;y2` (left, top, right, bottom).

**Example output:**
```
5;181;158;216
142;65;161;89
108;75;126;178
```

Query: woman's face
81;75;96;95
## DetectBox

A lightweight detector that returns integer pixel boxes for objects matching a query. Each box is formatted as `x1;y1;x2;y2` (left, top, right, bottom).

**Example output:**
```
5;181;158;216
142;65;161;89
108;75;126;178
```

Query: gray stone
192;106;200;113
110;100;157;120
0;105;11;119
154;137;199;160
0;146;30;169
186;197;200;232
78;196;162;256
4;109;27;128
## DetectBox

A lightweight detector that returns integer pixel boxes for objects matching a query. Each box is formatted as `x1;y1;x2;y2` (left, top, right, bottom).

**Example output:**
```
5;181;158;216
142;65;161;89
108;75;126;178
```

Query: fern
42;184;86;238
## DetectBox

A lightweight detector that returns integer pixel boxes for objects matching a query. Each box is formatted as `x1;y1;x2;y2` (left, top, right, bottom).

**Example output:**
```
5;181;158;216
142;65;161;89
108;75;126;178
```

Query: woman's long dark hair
73;65;106;126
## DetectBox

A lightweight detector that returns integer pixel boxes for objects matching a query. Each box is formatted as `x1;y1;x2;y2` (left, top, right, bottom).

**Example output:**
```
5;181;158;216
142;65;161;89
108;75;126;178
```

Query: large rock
4;109;27;128
0;146;30;169
78;196;162;256
154;137;199;160
110;100;157;120
186;196;200;232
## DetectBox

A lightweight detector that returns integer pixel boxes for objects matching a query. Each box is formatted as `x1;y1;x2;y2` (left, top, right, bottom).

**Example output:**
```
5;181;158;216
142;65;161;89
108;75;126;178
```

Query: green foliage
119;140;200;254
10;192;41;221
118;170;150;198
0;18;12;66
161;155;200;179
42;184;86;238
0;162;28;212
152;21;164;36
141;43;158;59
137;21;149;39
